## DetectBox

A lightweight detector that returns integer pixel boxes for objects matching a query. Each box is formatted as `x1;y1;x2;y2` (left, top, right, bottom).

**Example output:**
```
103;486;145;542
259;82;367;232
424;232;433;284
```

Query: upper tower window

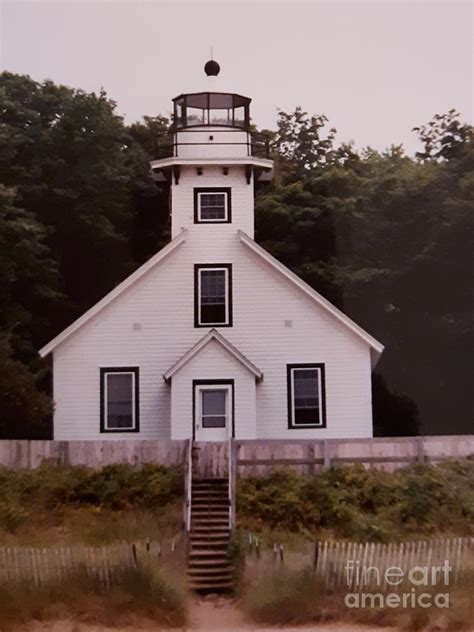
194;188;231;223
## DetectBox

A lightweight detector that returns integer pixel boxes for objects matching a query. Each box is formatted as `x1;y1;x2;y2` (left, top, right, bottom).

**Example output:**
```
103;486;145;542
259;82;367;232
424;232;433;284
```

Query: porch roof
163;329;263;383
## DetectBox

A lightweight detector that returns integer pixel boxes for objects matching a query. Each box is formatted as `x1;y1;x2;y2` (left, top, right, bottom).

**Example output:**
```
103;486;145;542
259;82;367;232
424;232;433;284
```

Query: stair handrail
185;437;193;532
228;437;236;530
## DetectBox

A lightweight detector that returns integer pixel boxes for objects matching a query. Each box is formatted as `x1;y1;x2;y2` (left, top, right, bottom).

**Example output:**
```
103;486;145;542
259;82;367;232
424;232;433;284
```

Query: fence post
322;440;331;469
416;436;425;463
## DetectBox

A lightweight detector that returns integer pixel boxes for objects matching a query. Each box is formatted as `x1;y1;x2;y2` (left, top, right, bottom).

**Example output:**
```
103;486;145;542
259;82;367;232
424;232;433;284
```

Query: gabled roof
163;329;263;383
238;230;384;367
39;230;187;357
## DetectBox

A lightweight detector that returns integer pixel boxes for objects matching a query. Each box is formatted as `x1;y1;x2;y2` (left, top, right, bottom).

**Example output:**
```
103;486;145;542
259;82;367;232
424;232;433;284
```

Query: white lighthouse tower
150;59;273;240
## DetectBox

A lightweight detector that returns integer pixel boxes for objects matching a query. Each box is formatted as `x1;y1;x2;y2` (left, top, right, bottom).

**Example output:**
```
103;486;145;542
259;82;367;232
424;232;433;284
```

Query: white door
195;384;232;442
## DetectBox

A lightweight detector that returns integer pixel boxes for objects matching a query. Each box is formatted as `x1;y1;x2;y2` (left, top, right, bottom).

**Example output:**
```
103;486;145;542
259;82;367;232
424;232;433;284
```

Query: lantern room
172;92;250;130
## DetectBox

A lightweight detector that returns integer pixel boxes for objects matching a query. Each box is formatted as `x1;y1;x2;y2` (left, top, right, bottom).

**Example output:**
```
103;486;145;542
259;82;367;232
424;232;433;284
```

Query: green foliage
0;338;52;439
0;463;183;533
0;563;187;629
237;460;474;541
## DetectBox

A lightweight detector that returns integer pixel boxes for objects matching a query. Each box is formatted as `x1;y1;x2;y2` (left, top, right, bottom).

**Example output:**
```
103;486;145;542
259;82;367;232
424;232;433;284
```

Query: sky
1;0;472;154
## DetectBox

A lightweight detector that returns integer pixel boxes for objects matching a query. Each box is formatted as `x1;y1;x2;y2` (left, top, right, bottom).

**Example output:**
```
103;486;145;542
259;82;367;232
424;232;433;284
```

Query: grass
241;565;474;631
0;462;184;545
0;501;183;547
0;563;188;630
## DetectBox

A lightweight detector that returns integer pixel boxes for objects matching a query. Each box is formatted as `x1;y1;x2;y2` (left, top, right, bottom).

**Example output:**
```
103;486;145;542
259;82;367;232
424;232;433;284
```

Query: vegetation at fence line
0;462;183;541
0;563;188;630
237;459;474;541
1;70;473;439
241;565;474;631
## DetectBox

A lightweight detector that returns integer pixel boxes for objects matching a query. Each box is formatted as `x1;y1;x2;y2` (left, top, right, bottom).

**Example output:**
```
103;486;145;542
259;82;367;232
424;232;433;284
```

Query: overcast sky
1;0;472;154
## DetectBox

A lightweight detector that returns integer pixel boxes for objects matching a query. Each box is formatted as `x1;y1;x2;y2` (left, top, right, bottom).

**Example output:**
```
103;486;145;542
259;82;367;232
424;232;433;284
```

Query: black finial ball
204;60;220;76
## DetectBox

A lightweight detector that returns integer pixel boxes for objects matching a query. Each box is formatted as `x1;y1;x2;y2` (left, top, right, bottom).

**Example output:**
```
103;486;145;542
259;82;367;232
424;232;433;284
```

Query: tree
0;184;59;363
0;338;52;439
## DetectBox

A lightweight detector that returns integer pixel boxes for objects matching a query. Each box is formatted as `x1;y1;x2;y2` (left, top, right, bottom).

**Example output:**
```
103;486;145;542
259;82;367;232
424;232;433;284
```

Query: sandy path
21;600;398;632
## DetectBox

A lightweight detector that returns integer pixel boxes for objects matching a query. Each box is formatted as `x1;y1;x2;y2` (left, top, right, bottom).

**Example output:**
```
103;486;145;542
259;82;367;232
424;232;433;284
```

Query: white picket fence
313;537;474;590
0;540;166;587
246;536;474;591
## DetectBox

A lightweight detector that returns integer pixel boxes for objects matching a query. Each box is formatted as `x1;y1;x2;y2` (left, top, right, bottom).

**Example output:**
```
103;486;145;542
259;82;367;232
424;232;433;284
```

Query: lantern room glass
172;92;250;130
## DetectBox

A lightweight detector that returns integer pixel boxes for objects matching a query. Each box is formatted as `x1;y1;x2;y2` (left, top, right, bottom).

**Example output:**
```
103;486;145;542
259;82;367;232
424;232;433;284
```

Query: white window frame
103;370;137;431
196;385;231;429
288;365;326;428
197;191;229;222
197;265;231;326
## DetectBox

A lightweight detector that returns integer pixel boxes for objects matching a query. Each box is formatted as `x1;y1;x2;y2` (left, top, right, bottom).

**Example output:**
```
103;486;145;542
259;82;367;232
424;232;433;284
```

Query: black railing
150;130;272;160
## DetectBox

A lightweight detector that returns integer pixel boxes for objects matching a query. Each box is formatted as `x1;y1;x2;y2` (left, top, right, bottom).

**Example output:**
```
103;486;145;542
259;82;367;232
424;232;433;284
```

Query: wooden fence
0;439;187;469
235;435;474;476
245;536;474;591
0;538;182;587
0;436;472;473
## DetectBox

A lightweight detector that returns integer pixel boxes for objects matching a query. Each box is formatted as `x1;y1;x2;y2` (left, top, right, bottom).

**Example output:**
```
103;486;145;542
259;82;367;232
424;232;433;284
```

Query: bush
0;462;183;541
237;460;474;541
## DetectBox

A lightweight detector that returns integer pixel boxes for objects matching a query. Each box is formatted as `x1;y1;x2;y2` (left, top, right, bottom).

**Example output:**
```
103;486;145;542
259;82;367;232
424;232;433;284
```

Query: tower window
194;188;231;223
195;264;233;327
287;364;327;428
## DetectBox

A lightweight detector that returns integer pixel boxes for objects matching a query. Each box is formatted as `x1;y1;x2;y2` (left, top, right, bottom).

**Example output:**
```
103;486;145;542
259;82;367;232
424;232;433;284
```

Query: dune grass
241;565;474;632
0;563;188;630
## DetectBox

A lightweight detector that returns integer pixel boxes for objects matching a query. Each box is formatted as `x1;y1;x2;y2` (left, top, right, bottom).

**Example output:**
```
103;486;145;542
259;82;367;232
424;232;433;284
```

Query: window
201;389;227;427
194;264;232;327
287;364;326;428
194;188;231;223
100;368;139;432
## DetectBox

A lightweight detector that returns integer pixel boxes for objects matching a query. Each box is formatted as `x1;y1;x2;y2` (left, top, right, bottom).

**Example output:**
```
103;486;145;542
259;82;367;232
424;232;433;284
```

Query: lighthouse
41;59;383;447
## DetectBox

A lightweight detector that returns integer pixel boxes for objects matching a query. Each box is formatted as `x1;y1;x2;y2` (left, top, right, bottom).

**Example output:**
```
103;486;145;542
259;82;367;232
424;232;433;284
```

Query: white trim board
238;230;384;367
39;230;187;357
164;328;263;383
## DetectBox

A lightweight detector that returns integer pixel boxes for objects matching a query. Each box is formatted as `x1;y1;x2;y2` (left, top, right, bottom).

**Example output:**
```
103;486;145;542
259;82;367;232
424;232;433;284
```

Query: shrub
237;460;474;541
0;462;183;513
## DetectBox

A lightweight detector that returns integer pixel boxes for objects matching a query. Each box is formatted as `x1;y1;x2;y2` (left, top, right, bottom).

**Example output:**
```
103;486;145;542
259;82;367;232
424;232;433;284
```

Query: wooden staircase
187;477;233;592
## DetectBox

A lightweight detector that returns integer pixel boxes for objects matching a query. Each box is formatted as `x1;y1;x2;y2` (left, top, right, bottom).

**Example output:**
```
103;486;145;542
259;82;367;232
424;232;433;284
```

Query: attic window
100;368;139;433
194;188;231;223
287;364;326;428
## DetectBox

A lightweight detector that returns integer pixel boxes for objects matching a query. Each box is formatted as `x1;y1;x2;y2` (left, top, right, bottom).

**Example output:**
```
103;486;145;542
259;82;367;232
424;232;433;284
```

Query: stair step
188;572;233;581
188;564;232;573
191;527;230;532
189;575;232;588
192;497;230;504
189;549;228;558
192;524;230;529
188;557;230;566
191;539;229;547
191;511;229;518
192;477;228;482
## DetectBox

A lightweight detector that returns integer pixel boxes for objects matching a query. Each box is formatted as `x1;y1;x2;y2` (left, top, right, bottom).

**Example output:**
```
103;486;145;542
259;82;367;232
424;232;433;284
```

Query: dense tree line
0;72;472;438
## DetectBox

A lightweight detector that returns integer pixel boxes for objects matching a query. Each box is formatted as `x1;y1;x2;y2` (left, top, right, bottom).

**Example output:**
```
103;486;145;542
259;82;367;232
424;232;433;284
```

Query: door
194;383;232;441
